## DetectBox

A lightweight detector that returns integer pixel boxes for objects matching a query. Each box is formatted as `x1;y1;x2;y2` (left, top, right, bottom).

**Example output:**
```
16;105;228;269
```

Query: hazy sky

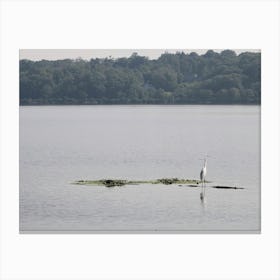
20;49;260;61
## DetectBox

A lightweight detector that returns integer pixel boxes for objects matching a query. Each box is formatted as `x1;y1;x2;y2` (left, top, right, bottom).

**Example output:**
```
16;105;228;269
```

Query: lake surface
19;105;260;232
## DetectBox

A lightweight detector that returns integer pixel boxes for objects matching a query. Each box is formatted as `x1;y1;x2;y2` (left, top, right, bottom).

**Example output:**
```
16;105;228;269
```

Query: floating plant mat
179;185;245;189
211;186;244;189
72;178;244;189
74;178;202;187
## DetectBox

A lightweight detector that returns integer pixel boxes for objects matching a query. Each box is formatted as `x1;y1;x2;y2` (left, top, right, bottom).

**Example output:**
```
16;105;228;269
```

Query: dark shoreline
19;103;261;106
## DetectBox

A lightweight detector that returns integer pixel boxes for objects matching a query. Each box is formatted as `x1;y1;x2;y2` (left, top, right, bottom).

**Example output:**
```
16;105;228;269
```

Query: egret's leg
203;179;206;197
200;180;203;200
203;180;204;196
202;180;204;197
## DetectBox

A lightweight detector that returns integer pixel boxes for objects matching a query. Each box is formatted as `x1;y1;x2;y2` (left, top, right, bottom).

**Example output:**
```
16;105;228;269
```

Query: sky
20;49;260;61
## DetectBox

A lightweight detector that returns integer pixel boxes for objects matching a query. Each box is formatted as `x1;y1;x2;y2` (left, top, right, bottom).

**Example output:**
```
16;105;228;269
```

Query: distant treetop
20;50;261;105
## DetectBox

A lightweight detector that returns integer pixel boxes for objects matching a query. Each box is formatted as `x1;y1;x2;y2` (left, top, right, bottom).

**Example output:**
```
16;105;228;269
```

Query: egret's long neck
204;159;207;168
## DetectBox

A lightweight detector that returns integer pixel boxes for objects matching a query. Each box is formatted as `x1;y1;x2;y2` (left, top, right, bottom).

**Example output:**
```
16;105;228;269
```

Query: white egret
200;158;207;201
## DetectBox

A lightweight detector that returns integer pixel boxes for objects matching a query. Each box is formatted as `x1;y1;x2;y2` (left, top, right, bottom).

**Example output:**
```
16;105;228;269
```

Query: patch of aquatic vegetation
75;179;128;187
211;186;244;189
155;178;201;185
74;178;207;187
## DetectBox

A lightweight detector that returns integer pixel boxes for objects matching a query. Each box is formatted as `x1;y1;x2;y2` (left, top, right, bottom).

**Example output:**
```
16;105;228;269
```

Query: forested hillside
20;50;261;105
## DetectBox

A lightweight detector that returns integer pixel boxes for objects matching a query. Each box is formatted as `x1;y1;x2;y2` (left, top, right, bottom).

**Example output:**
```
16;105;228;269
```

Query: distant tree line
20;50;261;105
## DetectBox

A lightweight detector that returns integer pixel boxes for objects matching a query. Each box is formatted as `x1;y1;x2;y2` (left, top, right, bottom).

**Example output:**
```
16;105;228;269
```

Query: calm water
20;105;260;232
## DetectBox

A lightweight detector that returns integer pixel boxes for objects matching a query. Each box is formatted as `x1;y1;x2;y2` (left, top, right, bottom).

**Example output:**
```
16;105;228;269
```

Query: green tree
20;50;261;105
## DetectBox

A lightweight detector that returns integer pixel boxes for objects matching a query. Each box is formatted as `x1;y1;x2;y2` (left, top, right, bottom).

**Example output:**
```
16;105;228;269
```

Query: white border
1;0;280;279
